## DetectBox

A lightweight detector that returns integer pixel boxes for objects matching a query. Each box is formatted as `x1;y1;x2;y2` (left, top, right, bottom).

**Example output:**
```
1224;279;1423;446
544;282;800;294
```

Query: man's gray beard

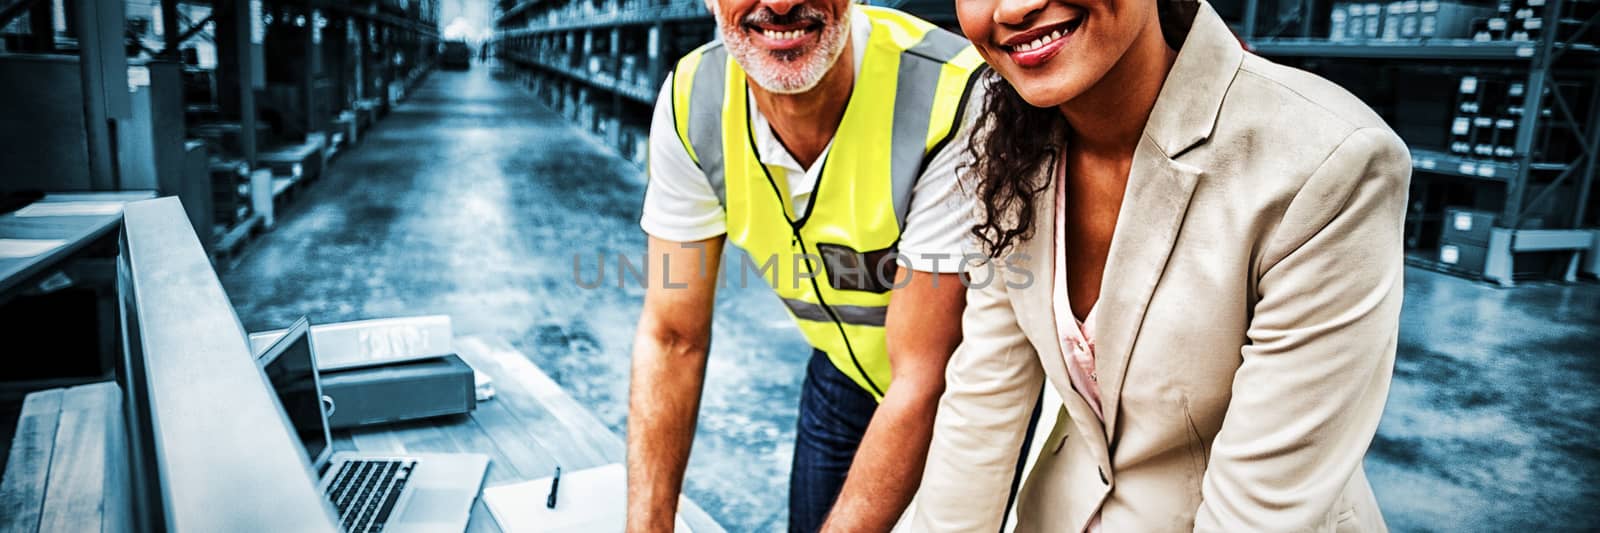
714;6;850;94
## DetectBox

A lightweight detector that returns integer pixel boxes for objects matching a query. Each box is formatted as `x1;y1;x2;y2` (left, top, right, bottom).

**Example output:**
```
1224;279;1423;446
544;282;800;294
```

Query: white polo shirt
639;7;983;273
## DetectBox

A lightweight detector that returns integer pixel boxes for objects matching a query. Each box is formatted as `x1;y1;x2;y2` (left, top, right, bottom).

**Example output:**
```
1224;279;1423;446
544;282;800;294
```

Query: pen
546;466;561;509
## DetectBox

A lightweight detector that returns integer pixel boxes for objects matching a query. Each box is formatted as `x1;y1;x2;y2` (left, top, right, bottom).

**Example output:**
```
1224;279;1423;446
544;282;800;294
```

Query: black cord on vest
743;103;885;398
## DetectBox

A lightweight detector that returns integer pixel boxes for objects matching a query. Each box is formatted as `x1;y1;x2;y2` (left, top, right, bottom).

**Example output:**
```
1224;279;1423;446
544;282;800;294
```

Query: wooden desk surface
337;336;726;533
0;191;155;299
0;382;129;533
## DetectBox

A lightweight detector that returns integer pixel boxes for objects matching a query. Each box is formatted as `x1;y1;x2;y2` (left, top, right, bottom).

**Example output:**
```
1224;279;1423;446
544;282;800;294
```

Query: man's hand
821;269;967;532
626;236;725;533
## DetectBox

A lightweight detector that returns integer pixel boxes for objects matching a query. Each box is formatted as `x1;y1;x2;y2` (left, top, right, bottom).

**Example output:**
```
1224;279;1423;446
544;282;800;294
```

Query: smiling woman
916;0;1410;531
959;0;1192;255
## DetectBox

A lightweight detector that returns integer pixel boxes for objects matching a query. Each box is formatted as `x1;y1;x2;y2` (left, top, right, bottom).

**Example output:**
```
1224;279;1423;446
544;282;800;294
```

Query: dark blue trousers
785;350;1039;533
789;350;878;533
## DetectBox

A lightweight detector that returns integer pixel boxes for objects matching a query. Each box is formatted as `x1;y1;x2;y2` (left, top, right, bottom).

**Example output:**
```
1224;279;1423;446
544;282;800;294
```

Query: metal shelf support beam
1575;69;1600;226
1504;0;1566;229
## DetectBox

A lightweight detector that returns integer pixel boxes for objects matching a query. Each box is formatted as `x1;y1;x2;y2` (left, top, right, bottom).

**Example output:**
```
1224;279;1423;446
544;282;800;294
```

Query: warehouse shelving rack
1240;0;1600;285
493;0;715;167
0;0;439;259
147;0;442;258
490;0;954;168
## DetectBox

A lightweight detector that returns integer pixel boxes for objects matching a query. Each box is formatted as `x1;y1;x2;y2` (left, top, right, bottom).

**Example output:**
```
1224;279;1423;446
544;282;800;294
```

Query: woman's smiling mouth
1000;15;1085;68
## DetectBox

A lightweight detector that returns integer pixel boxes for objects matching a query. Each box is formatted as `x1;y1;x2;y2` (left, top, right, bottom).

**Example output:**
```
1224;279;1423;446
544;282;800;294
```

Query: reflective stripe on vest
669;6;983;400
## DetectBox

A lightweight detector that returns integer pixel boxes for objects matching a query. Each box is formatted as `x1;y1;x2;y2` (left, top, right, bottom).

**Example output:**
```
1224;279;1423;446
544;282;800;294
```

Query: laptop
259;317;490;533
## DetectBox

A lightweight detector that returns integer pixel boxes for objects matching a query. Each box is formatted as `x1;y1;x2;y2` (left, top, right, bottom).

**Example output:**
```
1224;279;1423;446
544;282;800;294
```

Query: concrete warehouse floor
220;65;1600;532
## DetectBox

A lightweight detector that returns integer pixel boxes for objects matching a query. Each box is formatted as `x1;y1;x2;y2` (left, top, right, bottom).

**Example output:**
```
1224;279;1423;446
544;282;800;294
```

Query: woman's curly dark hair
962;0;1194;259
962;72;1068;259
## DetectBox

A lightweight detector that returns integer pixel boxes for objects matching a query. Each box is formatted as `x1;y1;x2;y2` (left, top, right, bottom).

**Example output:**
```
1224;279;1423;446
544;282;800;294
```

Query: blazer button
1099;467;1109;485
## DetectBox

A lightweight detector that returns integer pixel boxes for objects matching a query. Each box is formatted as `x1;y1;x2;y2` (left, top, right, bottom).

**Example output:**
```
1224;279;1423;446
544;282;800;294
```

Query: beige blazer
911;3;1410;532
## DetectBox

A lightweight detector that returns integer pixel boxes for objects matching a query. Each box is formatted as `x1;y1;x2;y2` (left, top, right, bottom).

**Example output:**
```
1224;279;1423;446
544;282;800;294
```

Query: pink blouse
1051;153;1105;533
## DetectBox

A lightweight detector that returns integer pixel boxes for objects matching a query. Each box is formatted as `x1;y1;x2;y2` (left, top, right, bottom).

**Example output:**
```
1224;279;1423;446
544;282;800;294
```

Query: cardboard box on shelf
1435;208;1551;276
1345;3;1368;39
1383;2;1406;40
1505;81;1526;115
1472;17;1492;40
1487;16;1509;36
1364;3;1386;38
1492;117;1518;159
1421;0;1495;38
1443;207;1499;245
1520;13;1600;44
1470;115;1498;158
1450;115;1474;154
620;55;638;86
1519;16;1542;40
1439;236;1563;279
1401;0;1422;37
1510;21;1533;40
1456;75;1481;114
1330;5;1350;40
1437;237;1490;274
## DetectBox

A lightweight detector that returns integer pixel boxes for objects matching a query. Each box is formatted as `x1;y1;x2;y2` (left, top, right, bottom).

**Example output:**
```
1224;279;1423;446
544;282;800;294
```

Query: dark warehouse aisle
219;65;809;531
215;65;1600;532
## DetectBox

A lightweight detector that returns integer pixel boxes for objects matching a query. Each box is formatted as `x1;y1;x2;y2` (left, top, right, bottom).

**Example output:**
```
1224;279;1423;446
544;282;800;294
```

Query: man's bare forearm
823;270;966;531
821;376;945;532
626;324;710;532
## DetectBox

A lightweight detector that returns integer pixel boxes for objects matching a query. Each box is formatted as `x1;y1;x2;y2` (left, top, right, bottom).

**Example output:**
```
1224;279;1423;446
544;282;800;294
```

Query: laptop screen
261;318;331;469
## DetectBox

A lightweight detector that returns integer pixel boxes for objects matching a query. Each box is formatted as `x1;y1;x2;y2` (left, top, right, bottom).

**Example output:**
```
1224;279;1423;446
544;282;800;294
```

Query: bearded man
624;0;987;530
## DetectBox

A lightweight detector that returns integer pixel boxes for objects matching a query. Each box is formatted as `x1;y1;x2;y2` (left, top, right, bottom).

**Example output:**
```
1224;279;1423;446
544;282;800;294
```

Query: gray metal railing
120;197;339;532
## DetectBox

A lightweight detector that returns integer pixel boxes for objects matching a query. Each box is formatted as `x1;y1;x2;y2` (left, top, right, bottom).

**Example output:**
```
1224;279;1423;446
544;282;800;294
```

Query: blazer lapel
1095;0;1241;444
1011;163;1110;460
1096;145;1201;445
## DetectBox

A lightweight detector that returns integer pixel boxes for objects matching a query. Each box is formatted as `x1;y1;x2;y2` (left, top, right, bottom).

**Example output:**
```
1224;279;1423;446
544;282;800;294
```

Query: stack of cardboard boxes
1473;0;1599;42
1330;0;1493;41
1325;0;1596;43
209;159;254;231
1448;74;1589;162
1437;207;1558;277
1449;75;1519;159
1437;207;1498;274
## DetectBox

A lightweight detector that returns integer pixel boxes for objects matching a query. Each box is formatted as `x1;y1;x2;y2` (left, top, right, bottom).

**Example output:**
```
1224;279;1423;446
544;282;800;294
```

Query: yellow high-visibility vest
669;6;984;400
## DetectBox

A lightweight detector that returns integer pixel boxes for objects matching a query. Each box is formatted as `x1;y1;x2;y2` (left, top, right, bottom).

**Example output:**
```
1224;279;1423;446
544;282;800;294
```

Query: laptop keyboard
324;459;419;532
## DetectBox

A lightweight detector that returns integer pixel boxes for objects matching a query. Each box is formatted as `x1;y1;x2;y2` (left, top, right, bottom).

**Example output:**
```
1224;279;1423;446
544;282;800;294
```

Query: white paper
0;239;68;259
484;463;691;533
13;201;126;218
